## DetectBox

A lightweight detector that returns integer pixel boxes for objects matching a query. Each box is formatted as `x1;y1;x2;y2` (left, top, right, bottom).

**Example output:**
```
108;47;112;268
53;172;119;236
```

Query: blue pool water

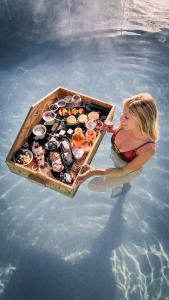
0;1;169;299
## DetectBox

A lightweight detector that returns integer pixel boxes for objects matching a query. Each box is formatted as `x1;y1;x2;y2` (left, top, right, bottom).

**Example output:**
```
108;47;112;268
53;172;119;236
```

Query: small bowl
13;149;33;166
23;150;33;166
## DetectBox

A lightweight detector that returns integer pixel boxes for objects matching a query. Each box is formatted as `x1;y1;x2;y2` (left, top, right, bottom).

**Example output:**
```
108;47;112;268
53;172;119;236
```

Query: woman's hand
76;164;96;185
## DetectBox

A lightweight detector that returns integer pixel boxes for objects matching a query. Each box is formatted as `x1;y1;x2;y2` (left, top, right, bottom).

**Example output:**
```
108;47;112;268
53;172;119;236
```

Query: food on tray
21;154;30;165
81;141;91;153
61;140;74;166
57;99;67;108
51;122;60;132
59;172;73;184
78;114;87;123
74;127;83;135
49;151;61;162
43;111;56;125
67;129;73;135
85;119;96;130
67;115;77;125
59;130;66;136
78;108;85;114
72;148;85;160
58;108;67;116
63;152;73;165
72;94;82;106
72;108;79;115
95;120;104;131
49;103;58;111
33;124;46;140
72;129;85;148
44;113;54;122
63;95;72;103
64;173;72;183
86;129;96;144
54;107;85;117
54;158;62;165
46;137;60;151
52;162;64;172
72;162;81;173
67;108;72;116
61;140;70;152
48;150;64;172
88;111;99;120
14;149;33;166
32;141;45;167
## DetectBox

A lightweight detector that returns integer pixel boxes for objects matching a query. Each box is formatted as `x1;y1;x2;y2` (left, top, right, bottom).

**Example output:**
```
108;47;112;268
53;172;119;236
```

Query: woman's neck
129;128;149;141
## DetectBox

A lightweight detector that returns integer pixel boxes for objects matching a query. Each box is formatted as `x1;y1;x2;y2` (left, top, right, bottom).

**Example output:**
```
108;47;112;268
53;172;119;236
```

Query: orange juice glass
85;129;96;144
72;131;85;148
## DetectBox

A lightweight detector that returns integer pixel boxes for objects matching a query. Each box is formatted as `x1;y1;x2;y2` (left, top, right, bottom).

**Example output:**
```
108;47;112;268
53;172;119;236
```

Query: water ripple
111;240;169;300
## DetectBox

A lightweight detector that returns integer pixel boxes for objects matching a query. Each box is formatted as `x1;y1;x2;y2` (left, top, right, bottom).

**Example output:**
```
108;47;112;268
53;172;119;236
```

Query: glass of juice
85;129;96;145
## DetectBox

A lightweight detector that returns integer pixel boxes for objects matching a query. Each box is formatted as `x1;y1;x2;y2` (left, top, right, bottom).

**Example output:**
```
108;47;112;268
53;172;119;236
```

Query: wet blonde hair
123;93;159;142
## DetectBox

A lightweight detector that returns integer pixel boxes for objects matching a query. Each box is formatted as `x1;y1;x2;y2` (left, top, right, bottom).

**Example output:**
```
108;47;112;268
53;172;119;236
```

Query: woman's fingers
76;171;89;184
76;164;95;184
79;164;92;175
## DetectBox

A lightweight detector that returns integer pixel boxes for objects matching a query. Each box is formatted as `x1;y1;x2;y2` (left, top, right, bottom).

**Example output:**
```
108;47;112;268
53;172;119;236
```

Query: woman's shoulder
137;140;156;155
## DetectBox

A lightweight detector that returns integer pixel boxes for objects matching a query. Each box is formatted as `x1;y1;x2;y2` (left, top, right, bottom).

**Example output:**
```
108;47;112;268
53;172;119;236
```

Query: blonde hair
123;93;159;142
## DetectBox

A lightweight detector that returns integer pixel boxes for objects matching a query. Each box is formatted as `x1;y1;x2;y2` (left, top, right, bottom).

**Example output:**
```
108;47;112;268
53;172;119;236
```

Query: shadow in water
1;188;128;300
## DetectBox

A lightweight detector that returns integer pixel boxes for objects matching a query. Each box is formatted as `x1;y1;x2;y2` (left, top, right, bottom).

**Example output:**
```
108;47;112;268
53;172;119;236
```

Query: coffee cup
43;111;56;125
49;99;66;112
33;124;47;140
72;94;82;107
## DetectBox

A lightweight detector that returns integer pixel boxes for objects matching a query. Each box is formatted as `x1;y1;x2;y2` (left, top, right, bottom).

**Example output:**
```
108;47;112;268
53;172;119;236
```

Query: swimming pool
0;0;169;299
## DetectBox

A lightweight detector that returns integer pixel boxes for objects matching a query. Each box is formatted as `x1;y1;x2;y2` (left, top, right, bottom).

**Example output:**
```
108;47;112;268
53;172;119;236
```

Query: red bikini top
111;129;155;162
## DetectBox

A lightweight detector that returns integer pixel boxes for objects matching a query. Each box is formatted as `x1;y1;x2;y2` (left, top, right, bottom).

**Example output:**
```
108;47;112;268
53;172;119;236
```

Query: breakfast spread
13;94;109;185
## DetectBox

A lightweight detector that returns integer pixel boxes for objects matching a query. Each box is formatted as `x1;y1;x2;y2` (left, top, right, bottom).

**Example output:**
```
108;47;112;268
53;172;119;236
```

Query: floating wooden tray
6;87;116;197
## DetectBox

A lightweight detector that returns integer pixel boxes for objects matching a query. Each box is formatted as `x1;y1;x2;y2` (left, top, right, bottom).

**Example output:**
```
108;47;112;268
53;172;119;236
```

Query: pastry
52;163;63;172
78;108;85;114
67;115;77;125
72;108;79;115
67;129;73;135
61;140;70;152
88;111;99;120
78;114;87;123
59;130;66;136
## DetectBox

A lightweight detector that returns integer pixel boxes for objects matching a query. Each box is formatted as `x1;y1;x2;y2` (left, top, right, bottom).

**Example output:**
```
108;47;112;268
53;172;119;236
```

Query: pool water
0;1;169;299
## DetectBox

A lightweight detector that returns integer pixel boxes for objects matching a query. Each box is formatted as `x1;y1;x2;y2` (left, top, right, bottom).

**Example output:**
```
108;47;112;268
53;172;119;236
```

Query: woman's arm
77;143;155;184
77;164;131;184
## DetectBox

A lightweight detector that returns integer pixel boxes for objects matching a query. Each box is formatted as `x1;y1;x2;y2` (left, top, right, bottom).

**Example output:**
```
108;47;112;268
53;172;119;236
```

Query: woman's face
120;105;140;131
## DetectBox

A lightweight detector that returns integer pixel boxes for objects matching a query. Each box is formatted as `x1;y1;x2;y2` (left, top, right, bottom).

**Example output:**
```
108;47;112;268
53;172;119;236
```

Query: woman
77;93;159;190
